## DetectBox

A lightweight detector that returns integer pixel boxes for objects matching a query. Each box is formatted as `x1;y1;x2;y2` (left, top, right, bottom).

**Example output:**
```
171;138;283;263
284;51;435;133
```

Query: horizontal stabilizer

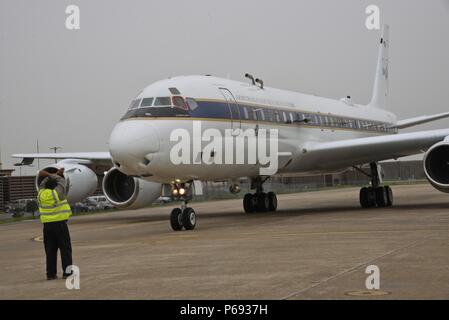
390;111;449;129
12;152;111;165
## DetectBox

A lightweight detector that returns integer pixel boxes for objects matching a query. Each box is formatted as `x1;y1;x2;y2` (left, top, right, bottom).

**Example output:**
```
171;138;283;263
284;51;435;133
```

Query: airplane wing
12;152;111;166
297;129;449;171
390;111;449;129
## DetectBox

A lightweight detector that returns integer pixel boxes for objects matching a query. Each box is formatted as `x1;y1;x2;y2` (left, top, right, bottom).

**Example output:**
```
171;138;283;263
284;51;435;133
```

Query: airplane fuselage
109;75;398;183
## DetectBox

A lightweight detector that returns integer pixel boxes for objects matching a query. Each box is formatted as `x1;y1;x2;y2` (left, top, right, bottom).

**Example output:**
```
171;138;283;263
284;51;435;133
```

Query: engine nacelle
424;141;449;193
36;161;98;204
102;168;161;209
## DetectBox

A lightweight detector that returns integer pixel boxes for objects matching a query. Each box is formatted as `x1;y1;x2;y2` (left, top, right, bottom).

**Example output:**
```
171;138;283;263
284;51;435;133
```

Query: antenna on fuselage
245;73;256;85
255;78;264;89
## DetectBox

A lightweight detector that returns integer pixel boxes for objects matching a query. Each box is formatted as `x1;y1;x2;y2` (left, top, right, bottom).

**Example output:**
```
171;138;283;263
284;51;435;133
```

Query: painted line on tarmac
281;234;433;300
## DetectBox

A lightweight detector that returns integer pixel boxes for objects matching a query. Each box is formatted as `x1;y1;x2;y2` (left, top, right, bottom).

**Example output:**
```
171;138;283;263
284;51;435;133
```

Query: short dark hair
45;177;58;190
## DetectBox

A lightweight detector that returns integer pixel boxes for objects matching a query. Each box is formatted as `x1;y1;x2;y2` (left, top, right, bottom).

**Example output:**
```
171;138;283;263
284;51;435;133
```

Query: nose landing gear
169;181;197;231
170;205;197;231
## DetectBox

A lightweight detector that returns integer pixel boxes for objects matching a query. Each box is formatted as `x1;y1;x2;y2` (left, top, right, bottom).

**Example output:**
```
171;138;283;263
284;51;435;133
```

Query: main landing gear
243;176;278;213
169;181;197;231
356;163;393;208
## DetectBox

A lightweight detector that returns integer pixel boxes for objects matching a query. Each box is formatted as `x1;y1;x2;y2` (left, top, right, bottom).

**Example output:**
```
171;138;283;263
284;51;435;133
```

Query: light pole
49;146;62;163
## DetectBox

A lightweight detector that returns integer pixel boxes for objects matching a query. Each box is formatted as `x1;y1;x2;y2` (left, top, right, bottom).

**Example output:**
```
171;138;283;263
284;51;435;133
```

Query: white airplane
13;25;449;231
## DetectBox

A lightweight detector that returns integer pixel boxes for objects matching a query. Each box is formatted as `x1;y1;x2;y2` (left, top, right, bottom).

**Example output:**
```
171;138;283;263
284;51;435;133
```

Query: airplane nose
109;120;160;174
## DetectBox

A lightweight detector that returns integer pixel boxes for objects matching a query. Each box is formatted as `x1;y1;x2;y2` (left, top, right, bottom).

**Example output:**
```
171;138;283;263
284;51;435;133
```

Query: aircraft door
219;88;241;133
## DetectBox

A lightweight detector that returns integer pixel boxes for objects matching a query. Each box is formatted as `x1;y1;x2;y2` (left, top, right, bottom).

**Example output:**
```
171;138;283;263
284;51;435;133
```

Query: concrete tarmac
0;184;448;299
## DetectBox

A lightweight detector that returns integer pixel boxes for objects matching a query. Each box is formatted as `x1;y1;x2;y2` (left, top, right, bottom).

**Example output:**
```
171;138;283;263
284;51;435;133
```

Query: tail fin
368;24;389;109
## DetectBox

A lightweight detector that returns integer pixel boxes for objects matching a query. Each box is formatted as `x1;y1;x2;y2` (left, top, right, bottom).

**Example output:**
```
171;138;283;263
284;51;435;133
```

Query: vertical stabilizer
368;24;389;109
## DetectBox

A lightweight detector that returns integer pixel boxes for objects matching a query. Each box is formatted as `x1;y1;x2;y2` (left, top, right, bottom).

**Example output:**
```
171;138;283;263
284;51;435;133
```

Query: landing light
179;188;186;196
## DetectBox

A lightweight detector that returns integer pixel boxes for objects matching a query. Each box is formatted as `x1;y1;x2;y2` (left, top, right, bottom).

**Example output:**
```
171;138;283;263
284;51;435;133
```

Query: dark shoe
47;275;58;280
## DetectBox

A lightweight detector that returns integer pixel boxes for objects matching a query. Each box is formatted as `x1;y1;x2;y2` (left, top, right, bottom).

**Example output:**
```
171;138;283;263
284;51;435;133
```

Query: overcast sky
1;0;449;175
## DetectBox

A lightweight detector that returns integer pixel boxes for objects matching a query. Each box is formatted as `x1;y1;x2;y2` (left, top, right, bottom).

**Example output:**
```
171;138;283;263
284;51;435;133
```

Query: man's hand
56;167;65;177
38;170;51;177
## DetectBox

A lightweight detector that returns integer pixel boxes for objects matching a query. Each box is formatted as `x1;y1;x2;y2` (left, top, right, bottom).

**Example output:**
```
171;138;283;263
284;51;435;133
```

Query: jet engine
102;168;161;209
36;162;98;204
424;140;449;193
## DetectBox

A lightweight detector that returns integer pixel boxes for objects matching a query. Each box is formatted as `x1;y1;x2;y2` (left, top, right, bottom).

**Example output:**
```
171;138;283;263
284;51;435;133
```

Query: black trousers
43;220;72;277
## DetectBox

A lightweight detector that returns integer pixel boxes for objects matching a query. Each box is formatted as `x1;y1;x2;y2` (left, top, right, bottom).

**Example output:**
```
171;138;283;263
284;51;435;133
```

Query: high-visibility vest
37;189;72;223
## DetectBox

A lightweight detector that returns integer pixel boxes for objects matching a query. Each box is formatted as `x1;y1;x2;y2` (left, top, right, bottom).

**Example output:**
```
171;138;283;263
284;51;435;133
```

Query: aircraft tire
170;208;183;231
375;186;388;207
182;207;197;230
385;186;393;206
267;192;277;212
243;193;254;213
255;192;269;212
360;187;376;208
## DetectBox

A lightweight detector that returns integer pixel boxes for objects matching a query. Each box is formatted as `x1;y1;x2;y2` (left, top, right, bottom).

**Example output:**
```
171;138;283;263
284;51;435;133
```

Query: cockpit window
128;99;141;110
186;98;198;110
169;87;181;95
141;97;154;107
154;97;171;106
172;96;186;109
121;96;192;120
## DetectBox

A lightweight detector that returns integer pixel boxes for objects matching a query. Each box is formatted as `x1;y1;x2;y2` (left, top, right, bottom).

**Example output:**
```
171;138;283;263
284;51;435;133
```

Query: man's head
44;177;58;190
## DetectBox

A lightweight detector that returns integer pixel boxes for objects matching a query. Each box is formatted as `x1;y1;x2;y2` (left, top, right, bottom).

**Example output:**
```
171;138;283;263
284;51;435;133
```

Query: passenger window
265;110;272;122
154;97;171;106
243;106;249;119
253;109;264;121
141;98;154;107
186;98;199;110
274;112;280;123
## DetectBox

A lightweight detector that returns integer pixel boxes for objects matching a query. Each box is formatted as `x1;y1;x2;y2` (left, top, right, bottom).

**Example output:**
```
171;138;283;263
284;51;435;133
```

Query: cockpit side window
186;98;199;110
141;97;154;107
172;96;186;109
128;99;142;110
154;97;171;106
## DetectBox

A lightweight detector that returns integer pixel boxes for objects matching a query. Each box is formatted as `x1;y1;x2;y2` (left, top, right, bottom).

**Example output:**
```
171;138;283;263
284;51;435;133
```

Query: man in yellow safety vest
37;167;73;280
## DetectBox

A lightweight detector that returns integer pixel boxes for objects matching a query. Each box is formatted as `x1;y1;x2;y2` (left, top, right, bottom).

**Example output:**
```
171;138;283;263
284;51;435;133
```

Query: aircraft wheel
243;193;254;213
170;208;183;231
385;186;393;206
360;187;376;208
182;207;197;230
267;192;277;212
375;186;388;207
255;192;269;212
